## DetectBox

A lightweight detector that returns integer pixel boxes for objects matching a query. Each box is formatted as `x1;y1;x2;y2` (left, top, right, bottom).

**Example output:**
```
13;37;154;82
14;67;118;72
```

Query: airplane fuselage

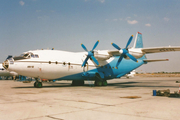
3;49;145;81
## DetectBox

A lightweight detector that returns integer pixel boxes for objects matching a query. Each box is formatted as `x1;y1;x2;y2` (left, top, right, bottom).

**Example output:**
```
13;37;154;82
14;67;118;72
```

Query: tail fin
133;32;143;48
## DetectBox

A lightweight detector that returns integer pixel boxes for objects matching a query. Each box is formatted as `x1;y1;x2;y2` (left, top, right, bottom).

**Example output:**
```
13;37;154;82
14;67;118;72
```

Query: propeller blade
81;41;100;67
81;44;88;52
92;40;99;51
111;43;121;50
116;55;124;68
91;56;99;66
126;53;138;62
82;56;90;67
125;35;133;48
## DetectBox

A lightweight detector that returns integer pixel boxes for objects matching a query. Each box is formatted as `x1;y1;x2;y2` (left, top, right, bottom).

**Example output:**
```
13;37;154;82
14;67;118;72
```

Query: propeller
111;35;138;68
81;40;100;67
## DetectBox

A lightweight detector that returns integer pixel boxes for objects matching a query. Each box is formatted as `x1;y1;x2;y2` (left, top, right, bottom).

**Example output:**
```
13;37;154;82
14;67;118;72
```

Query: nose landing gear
34;78;42;88
34;82;42;88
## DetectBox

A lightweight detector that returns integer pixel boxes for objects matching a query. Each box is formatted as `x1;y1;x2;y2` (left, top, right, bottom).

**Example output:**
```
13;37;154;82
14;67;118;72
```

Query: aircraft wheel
95;81;102;86
34;82;42;88
102;80;107;86
37;82;42;88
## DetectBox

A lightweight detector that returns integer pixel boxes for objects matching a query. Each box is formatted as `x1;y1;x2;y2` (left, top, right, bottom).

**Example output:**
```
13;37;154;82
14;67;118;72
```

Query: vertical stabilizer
133;32;143;48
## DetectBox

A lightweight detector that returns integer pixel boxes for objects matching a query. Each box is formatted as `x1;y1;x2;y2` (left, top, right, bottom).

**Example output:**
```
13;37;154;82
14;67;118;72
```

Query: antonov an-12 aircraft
3;32;180;88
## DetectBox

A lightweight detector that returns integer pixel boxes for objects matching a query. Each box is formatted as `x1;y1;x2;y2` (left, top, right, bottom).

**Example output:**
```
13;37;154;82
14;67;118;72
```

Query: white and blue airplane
2;32;180;88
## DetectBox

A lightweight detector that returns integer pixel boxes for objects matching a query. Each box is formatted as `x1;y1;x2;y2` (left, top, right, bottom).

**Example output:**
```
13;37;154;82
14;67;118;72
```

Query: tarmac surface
0;77;180;120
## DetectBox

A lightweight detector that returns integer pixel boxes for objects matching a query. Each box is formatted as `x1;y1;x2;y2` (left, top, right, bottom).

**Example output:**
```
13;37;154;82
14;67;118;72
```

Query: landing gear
71;80;84;86
34;82;42;88
102;80;107;86
94;80;107;86
34;78;42;88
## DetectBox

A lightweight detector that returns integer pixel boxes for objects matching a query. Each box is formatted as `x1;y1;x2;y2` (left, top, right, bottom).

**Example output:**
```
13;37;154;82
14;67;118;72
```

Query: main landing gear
34;78;42;88
94;80;107;86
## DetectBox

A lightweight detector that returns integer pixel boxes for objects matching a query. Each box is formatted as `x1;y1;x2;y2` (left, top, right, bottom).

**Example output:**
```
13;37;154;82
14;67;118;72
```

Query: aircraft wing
141;46;180;54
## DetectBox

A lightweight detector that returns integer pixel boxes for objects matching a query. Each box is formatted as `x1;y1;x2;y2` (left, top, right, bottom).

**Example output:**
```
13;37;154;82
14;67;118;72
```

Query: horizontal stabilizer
143;59;169;62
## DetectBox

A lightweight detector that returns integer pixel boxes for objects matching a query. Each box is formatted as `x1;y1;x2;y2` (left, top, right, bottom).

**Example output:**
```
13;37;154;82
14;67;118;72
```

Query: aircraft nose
2;60;9;69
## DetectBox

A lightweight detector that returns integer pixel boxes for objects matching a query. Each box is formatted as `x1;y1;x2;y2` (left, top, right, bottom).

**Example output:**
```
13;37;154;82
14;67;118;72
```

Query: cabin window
63;62;66;65
56;61;58;64
49;61;51;64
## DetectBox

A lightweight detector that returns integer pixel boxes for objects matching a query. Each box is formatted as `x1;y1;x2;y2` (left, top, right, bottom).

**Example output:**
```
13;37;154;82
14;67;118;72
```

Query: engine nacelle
94;51;110;60
128;48;144;59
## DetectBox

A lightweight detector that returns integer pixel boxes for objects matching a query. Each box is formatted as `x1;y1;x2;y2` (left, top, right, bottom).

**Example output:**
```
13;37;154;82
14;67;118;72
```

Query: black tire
34;82;42;88
37;82;42;88
34;82;37;88
96;81;102;86
102;80;107;86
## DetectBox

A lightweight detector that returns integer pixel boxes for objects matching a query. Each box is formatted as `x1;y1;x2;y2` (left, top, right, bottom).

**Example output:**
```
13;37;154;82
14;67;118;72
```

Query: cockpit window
14;52;39;60
31;54;35;58
24;53;30;58
22;53;39;58
34;55;39;58
20;54;24;57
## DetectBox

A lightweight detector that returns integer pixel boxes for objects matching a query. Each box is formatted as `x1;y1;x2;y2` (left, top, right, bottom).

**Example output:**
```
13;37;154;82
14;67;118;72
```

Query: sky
1;0;180;72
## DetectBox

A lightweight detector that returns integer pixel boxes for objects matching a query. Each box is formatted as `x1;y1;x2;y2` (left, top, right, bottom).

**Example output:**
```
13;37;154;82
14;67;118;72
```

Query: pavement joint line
43;109;86;117
46;115;64;120
116;97;155;106
86;97;156;111
17;115;46;120
54;98;114;107
0;98;44;104
16;110;85;120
